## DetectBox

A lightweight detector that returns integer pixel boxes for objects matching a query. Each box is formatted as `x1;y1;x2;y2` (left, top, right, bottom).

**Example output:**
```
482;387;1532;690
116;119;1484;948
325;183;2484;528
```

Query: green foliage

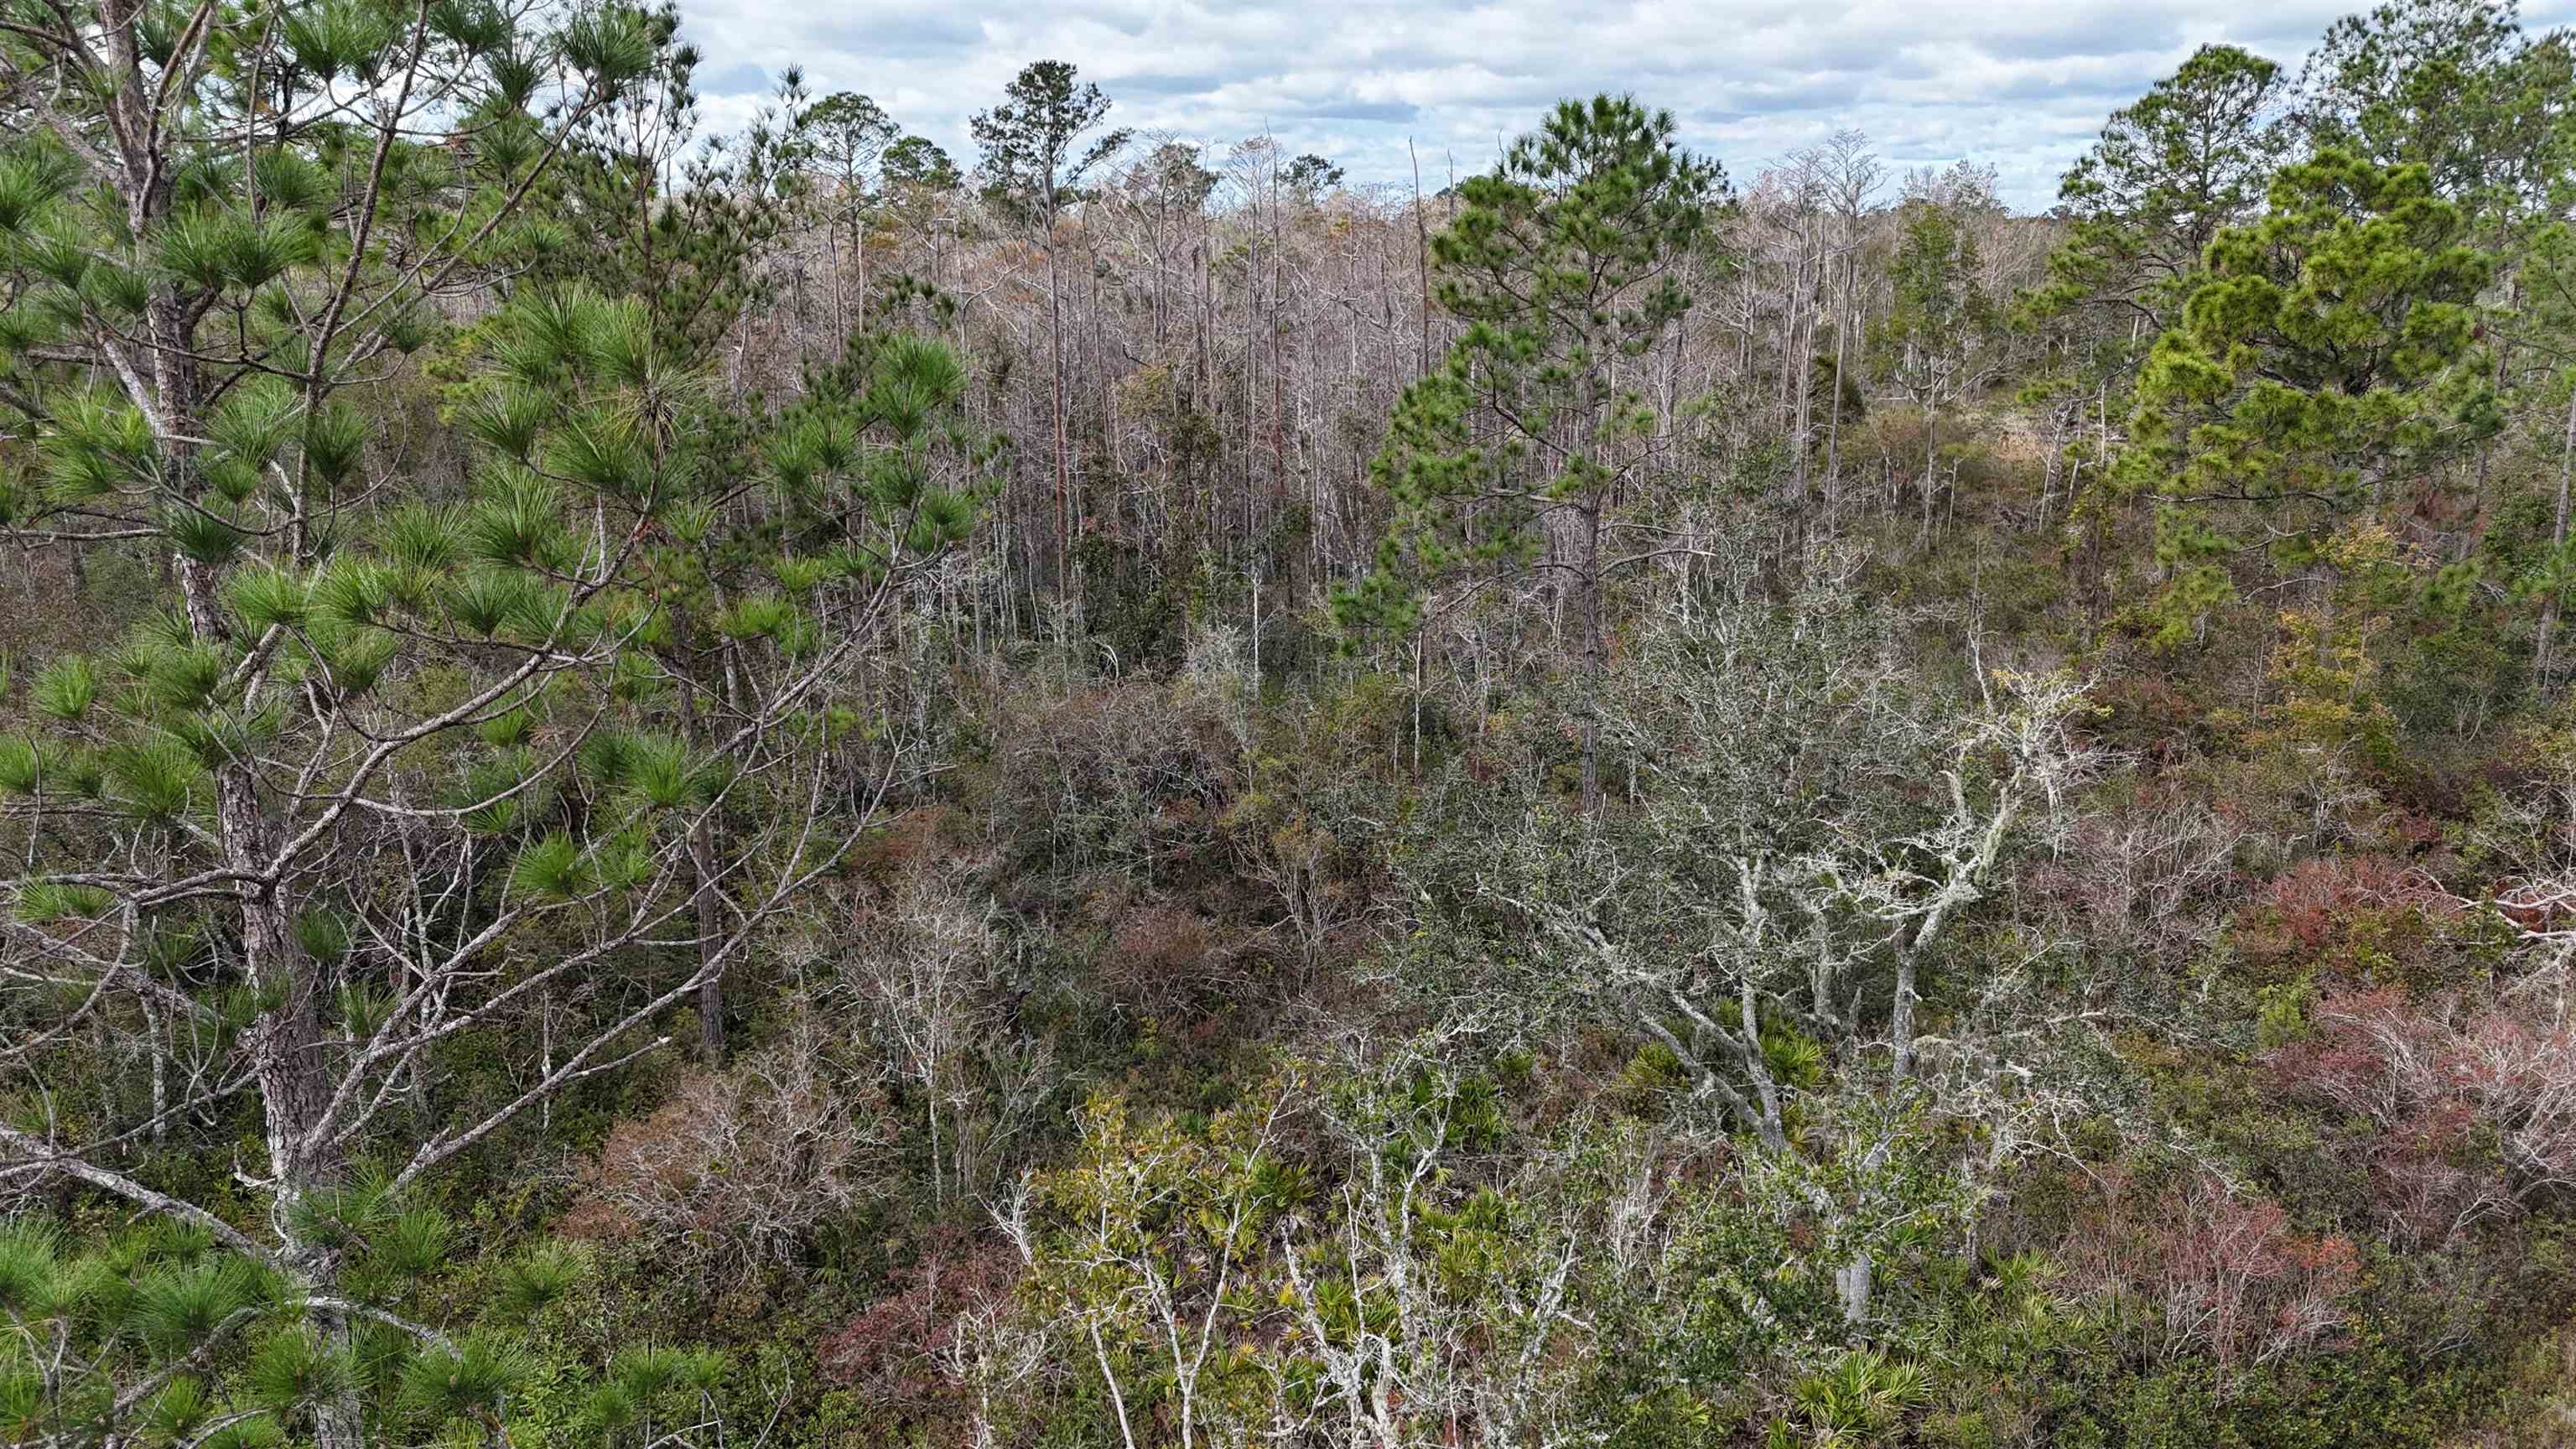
32;654;96;722
1874;185;1999;407
2033;44;2292;334
397;1333;529;1424
1339;95;1717;640
1775;1348;1928;1447
488;1242;585;1322
2295;0;2575;215
6;13;2576;1449
2118;150;2498;641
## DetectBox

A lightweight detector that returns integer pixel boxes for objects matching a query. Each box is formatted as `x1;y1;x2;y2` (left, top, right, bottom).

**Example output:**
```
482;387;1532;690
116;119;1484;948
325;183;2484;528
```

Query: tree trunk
1049;225;1072;586
1825;253;1851;513
1410;142;1431;375
2540;380;2576;693
1577;496;1604;815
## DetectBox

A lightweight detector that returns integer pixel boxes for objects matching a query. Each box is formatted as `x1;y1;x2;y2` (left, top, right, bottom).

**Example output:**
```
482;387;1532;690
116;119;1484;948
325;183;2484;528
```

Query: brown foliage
573;1021;899;1271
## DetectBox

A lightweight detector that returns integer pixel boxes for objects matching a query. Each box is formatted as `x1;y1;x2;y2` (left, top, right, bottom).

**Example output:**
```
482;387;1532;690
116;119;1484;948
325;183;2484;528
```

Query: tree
532;46;827;1062
971;60;1129;228
1537;574;2099;1146
2295;0;2576;222
881;134;962;194
1872;174;2002;534
0;7;658;1441
974;60;1131;585
543;9;804;361
2116;150;2497;641
1581;581;2095;1325
797;91;901;335
1789;129;1885;508
2034;44;2293;334
2023;46;2292;553
0;3;983;1439
1337;95;1719;813
2514;210;2576;690
802;91;897;193
1280;153;1346;200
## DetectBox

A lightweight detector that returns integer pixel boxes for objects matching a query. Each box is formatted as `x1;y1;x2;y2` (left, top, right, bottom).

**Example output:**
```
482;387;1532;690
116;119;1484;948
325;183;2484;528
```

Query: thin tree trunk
1410;142;1431;374
1049;223;1072;585
1578;496;1604;815
1825;252;1851;510
2540;380;2576;693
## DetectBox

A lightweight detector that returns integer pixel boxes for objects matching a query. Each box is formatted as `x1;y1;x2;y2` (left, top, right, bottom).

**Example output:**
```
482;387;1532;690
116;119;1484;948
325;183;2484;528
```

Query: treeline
7;1;2576;1447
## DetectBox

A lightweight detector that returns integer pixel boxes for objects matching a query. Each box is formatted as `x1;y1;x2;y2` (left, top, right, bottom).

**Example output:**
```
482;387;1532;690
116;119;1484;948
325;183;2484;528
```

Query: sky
675;0;2576;212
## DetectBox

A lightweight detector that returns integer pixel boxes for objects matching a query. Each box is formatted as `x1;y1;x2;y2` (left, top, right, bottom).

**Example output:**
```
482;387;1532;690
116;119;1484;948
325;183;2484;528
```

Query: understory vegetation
8;1;2576;1445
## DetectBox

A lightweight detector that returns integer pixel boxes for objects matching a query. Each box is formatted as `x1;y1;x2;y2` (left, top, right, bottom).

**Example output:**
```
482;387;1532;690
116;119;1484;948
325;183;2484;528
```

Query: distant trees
798;91;900;334
974;60;1132;584
1873;172;2004;526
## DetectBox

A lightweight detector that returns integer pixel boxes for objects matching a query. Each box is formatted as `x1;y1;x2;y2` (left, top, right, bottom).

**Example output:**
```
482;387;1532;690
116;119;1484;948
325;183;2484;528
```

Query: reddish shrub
1095;899;1261;1010
2267;989;2576;1247
2060;1167;2355;1396
2256;854;2447;954
573;1023;899;1271
2148;1173;2357;1383
820;1228;1022;1433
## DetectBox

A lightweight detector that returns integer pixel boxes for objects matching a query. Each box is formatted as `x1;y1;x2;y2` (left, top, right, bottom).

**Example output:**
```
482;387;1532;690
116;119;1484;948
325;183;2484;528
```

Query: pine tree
1873;181;2000;529
1337;95;1717;813
0;3;981;1437
973;60;1130;587
2118;150;2498;643
2295;0;2575;222
2032;44;2292;335
882;134;962;194
798;91;901;335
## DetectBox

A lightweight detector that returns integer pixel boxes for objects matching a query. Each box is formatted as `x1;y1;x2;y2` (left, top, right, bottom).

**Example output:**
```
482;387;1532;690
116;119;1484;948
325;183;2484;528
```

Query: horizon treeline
7;1;2576;1446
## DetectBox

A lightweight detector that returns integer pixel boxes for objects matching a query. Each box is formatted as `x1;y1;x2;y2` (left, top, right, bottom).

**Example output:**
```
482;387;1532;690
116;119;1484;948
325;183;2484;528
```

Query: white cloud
670;0;2576;208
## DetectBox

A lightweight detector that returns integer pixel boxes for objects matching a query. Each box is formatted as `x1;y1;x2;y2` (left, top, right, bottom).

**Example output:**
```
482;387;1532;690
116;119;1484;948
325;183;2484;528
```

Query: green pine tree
0;3;982;1439
2117;149;2499;644
1337;95;1718;813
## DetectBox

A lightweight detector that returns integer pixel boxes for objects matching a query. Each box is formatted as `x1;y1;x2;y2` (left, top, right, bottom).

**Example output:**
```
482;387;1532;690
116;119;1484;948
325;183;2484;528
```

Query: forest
5;0;2576;1443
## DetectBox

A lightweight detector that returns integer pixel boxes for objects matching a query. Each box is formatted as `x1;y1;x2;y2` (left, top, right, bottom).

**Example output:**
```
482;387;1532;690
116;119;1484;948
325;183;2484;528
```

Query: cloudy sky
677;0;2576;211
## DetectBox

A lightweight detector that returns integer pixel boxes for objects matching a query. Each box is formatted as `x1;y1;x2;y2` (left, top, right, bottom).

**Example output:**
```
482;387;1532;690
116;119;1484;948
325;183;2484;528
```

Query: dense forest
8;0;2576;1443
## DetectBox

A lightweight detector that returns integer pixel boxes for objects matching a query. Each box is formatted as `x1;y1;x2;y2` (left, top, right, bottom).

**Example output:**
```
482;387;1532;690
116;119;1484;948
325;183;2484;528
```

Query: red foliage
2148;1174;2357;1379
2254;855;2449;954
2059;1166;2356;1394
820;1228;1023;1431
2266;988;2576;1247
1097;899;1260;1010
